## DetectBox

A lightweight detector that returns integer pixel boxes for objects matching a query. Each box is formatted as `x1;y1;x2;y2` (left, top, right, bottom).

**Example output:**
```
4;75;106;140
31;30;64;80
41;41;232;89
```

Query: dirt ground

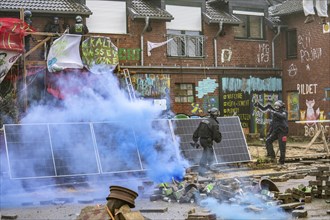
1;141;330;220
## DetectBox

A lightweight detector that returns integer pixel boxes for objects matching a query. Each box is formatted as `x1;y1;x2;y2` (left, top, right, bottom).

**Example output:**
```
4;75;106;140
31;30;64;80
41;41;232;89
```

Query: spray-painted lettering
297;84;318;95
257;43;270;63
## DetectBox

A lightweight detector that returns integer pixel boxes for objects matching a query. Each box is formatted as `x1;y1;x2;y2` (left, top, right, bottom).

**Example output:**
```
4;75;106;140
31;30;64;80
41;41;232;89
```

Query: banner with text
81;36;119;74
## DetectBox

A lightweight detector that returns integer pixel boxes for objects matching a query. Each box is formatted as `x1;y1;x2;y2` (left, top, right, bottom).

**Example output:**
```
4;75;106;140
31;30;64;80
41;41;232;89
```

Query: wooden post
20;8;28;112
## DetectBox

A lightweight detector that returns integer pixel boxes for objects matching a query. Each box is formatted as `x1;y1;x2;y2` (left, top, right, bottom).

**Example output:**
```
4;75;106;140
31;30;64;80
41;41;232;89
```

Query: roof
203;0;241;25
0;0;92;16
269;0;330;16
128;0;173;21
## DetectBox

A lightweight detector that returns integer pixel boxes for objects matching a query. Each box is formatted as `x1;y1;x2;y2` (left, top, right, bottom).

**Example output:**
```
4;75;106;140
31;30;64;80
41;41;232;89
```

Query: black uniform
255;102;288;164
192;117;222;174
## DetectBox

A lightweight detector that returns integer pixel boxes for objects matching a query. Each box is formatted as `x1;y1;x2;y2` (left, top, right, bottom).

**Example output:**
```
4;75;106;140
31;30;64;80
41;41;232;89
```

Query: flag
0;18;35;52
81;36;119;74
0;50;21;84
47;34;84;72
147;38;173;56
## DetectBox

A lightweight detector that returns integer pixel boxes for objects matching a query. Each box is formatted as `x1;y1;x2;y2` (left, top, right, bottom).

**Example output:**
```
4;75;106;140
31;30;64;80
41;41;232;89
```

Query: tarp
81;36;119;74
0;18;35;52
0;50;21;84
47;34;84;72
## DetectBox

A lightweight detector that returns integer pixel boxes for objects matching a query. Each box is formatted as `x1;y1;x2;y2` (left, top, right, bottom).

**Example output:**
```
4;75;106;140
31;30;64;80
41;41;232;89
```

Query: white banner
0;50;21;84
147;38;173;56
47;34;83;72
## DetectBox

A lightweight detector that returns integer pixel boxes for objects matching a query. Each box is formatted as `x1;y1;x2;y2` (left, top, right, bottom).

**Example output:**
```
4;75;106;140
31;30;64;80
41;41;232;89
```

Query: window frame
167;30;204;58
233;14;265;40
286;29;298;59
174;83;195;103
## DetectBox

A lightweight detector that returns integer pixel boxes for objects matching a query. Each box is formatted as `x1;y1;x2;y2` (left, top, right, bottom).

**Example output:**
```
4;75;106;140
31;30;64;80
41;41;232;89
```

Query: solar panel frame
171;116;251;166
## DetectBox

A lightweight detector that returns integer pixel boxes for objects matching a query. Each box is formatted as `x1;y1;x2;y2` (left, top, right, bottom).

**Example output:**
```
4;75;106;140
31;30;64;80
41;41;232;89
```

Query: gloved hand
190;142;200;149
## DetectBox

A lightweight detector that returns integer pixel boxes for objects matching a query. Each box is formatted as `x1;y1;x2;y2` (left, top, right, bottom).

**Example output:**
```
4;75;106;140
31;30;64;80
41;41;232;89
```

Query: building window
174;83;195;103
234;15;264;40
325;88;330;101
167;30;204;57
286;29;297;59
287;91;300;121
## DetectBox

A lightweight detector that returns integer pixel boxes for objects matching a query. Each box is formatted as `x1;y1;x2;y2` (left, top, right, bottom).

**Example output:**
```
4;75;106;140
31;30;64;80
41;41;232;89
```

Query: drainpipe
214;21;223;67
141;16;150;66
272;25;283;68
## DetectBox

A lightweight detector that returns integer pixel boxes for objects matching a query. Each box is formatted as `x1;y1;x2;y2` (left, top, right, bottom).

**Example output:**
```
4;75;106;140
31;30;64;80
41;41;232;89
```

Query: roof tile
0;0;92;15
128;0;173;20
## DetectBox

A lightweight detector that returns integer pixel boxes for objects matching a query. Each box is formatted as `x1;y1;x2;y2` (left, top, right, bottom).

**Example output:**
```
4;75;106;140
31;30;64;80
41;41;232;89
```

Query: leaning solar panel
4;124;56;178
93;122;143;173
171;116;251;165
4;123;100;179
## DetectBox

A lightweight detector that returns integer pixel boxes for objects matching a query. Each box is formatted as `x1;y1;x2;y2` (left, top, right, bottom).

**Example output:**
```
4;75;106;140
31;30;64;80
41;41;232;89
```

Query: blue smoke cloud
201;196;289;220
19;67;188;183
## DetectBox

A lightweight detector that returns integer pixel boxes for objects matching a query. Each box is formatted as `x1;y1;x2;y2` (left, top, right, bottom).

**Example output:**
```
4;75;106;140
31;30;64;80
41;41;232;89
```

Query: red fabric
46;68;92;100
282;136;287;142
0;18;35;52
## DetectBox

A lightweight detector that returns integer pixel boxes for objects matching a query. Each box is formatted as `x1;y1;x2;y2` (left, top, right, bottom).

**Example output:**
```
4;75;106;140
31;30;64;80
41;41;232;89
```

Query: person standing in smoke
303;0;328;24
69;15;89;35
192;107;222;176
254;100;288;165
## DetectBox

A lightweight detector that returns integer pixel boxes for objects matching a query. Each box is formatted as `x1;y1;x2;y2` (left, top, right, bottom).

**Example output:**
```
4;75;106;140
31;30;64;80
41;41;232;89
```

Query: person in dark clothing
254;100;289;165
69;15;89;35
192;107;222;175
24;10;33;52
43;17;61;59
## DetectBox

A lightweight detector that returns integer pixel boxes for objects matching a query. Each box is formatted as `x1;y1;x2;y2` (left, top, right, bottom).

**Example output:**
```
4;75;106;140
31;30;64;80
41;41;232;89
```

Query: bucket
107;185;138;208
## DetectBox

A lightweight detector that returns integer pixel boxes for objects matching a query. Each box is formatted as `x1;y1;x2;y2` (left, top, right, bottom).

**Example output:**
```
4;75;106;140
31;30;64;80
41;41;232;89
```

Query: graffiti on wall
221;48;232;63
118;48;141;61
131;74;170;98
298;32;322;64
251;93;279;137
287;92;300;121
221;77;281;133
257;43;270;63
222;91;251;128
288;63;298;77
297;83;318;95
195;77;219;99
222;77;282;94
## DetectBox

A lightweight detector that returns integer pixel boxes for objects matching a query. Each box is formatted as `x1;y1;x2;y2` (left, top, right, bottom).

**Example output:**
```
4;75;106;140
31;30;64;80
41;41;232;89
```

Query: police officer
254;100;288;165
69;15;89;35
24;10;33;52
192;107;222;175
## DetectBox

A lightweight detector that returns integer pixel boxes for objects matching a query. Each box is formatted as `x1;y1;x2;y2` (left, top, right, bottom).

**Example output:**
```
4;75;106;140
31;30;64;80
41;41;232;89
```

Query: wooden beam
24;36;51;58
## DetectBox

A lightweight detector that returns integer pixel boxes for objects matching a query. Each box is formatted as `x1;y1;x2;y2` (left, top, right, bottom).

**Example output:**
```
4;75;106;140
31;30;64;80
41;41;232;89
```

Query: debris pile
137;165;330;219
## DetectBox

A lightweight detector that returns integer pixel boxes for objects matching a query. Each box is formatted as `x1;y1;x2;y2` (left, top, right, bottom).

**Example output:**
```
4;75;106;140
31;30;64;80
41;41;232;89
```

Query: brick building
0;0;329;137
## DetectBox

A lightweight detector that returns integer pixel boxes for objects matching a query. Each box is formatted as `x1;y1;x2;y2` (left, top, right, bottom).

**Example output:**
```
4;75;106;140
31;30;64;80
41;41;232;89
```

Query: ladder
122;68;136;101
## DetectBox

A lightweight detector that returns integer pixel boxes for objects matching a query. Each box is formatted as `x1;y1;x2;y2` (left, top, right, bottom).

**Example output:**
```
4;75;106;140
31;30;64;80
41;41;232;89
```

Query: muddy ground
1;141;330;220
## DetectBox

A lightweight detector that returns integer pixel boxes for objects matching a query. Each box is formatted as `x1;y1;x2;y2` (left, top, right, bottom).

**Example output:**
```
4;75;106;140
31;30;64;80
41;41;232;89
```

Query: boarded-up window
286;29;297;59
86;0;126;34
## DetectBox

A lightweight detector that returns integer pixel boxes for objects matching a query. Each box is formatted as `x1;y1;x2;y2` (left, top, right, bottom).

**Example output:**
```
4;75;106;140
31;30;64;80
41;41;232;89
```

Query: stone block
292;210;308;218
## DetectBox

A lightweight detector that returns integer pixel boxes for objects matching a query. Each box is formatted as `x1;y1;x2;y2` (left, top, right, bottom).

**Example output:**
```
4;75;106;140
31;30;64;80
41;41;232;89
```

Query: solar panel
171;116;251;166
92;122;143;173
3;117;250;179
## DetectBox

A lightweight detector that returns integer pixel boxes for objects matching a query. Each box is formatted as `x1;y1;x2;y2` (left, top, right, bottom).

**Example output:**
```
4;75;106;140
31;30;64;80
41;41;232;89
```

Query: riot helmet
208;107;220;118
53;17;59;24
75;15;82;23
24;10;32;18
274;100;285;110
